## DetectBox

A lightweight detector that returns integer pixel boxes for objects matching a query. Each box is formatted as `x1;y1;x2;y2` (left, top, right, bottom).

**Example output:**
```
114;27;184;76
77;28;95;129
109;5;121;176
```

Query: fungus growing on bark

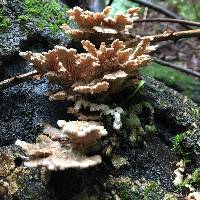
17;7;155;171
20;39;153;100
15;121;107;170
70;99;124;130
61;6;140;41
57;120;108;150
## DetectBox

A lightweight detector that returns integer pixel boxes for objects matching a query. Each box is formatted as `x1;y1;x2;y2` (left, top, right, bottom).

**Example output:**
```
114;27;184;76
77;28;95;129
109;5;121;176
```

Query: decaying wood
126;29;200;47
146;29;200;43
0;70;39;90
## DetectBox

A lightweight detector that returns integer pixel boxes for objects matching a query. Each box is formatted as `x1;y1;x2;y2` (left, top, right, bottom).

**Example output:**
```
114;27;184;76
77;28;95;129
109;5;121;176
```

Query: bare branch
145;29;200;43
126;29;200;48
153;57;200;78
134;18;200;27
0;70;39;90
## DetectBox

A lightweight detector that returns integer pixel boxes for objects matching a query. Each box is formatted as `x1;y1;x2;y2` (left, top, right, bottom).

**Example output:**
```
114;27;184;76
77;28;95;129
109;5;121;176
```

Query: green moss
143;181;160;200
18;0;69;32
129;130;137;144
144;125;156;135
141;63;200;103
176;168;200;192
125;102;154;127
127;102;154;116
172;134;184;154
0;8;11;32
115;180;166;200
172;129;200;163
171;133;191;162
167;0;200;21
125;113;141;130
186;168;200;187
130;104;143;115
118;183;141;200
142;102;154;111
123;101;156;145
111;154;129;169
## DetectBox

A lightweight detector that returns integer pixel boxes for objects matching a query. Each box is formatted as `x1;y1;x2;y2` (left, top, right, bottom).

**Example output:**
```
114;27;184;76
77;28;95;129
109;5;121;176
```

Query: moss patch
172;128;200;162
18;0;69;32
0;7;11;32
123;101;156;146
176;168;200;193
141;63;200;104
143;181;161;200
107;177;175;200
111;154;129;169
184;168;200;188
172;134;185;157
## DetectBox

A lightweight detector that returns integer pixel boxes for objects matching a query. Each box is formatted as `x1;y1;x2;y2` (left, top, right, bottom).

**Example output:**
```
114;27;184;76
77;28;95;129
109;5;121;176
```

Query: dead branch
145;29;200;43
0;70;39;90
130;0;184;19
153;57;200;78
134;18;200;27
126;29;200;48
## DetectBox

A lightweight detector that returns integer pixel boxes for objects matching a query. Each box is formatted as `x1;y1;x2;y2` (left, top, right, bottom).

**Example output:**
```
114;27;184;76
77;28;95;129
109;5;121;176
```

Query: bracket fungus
16;6;155;171
15;120;107;170
20;38;153;100
61;6;141;41
57;120;108;150
70;99;124;130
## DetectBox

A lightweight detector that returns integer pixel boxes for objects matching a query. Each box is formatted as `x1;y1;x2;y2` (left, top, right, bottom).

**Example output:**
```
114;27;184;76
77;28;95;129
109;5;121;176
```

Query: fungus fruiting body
17;6;154;170
20;38;153;100
61;6;141;41
15;121;107;170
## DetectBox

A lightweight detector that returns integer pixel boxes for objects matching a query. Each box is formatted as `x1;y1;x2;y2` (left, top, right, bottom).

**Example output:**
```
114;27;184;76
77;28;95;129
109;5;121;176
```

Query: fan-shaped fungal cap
57;120;108;148
19;39;154;98
15;138;102;170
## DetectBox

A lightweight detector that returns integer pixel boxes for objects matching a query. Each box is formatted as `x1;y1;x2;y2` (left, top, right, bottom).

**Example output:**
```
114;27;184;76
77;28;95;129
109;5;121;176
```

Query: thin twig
142;7;149;31
126;29;200;47
148;29;200;43
153;57;200;78
134;18;200;27
0;70;39;90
